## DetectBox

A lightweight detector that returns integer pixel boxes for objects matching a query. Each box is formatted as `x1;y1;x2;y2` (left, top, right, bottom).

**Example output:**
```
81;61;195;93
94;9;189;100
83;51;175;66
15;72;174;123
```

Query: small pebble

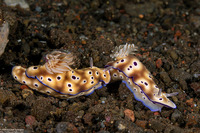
159;71;171;84
35;6;42;12
77;110;84;119
22;89;33;99
100;97;107;104
56;122;79;133
171;110;182;123
83;113;93;125
31;97;53;121
169;50;178;61
156;58;162;68
105;115;111;123
0;89;16;105
169;69;192;82
190;82;200;95
135;120;147;129
101;121;105;128
124;109;135;122
118;123;126;130
97;131;110;133
149;119;165;132
186;98;194;106
25;115;36;127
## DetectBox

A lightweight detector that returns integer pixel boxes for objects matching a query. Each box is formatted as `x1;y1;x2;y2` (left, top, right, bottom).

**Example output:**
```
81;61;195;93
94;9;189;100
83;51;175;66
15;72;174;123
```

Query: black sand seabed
0;0;199;132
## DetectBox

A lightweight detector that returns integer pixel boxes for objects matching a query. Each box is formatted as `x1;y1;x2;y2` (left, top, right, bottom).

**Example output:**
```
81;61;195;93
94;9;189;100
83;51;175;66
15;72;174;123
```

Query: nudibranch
12;51;111;99
106;43;178;112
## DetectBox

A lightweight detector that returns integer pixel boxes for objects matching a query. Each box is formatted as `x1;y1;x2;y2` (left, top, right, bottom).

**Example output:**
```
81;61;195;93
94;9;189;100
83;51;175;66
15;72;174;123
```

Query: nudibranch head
110;43;138;60
45;50;75;74
106;43;177;111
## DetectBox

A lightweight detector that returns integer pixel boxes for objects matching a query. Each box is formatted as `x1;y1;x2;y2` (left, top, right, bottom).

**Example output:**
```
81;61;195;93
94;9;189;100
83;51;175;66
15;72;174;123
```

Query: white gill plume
110;43;138;59
45;50;75;74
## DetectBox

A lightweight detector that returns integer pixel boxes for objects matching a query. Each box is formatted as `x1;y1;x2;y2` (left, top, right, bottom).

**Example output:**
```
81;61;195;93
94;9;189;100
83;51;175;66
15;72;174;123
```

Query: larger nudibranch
106;43;178;112
12;50;111;99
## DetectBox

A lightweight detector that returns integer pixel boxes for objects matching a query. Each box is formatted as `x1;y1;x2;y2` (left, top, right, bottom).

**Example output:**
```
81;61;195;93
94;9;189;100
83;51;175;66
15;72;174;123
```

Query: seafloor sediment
0;0;199;132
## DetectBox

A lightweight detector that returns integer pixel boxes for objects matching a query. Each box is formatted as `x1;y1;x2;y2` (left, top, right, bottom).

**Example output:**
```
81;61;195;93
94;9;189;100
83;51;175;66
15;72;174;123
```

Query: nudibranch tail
106;44;177;111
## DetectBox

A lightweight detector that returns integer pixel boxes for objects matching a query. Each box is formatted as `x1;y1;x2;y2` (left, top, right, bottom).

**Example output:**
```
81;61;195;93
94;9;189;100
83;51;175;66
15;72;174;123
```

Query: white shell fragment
4;0;30;10
0;21;9;57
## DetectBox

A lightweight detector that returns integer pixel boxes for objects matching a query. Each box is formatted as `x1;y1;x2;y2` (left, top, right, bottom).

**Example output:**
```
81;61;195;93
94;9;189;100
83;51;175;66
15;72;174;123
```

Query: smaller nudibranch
106;43;178;111
12;50;111;99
